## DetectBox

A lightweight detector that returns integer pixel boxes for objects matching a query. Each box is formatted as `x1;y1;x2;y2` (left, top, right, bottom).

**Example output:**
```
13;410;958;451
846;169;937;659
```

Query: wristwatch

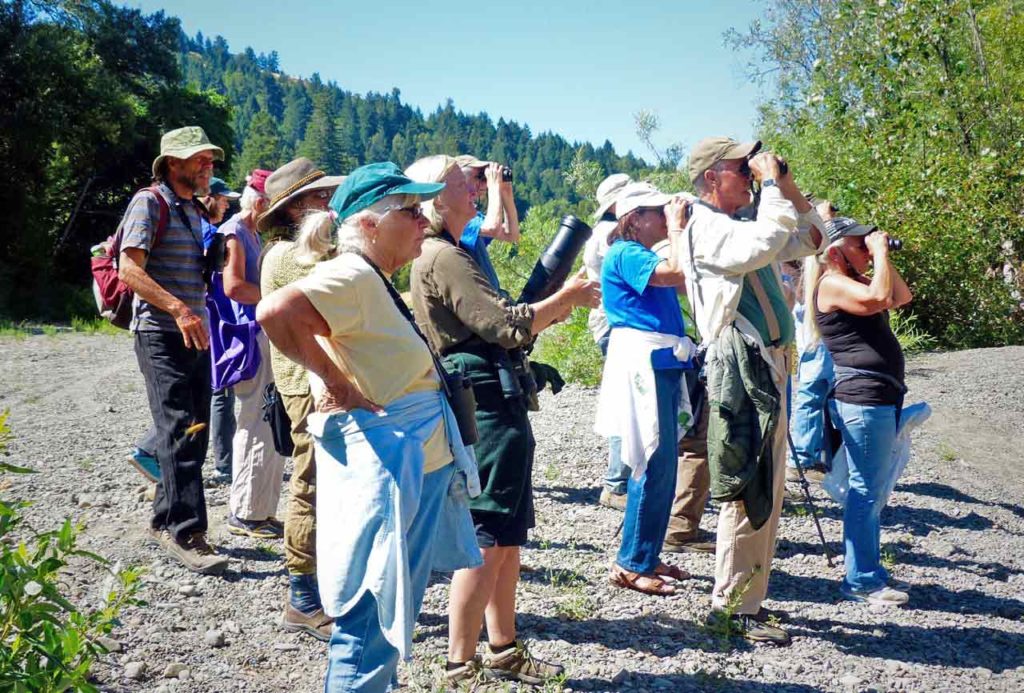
762;178;778;188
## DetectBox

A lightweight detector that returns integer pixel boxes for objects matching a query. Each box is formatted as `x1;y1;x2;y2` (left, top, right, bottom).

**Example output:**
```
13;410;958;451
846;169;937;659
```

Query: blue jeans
829;399;898;592
788;343;834;470
324;464;454;693
616;368;682;574
210;387;236;475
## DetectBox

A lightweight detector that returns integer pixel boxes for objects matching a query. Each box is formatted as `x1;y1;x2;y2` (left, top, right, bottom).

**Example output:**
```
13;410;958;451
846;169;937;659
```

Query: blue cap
330;162;444;222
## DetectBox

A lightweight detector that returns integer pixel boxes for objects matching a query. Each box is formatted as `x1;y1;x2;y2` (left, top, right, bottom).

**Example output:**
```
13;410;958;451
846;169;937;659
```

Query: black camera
501;166;513;182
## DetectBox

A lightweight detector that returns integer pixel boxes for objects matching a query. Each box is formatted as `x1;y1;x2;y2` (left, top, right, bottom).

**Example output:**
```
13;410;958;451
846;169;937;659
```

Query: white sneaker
841;583;909;606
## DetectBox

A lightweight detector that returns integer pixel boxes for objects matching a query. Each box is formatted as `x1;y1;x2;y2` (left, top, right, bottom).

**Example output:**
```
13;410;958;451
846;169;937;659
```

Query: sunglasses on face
380;204;427;221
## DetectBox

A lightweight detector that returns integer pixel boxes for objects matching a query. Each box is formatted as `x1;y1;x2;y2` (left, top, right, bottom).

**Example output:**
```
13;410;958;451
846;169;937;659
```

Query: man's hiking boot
129;449;161;483
482;640;564;685
280;603;333;641
599;488;627;512
148;528;229;575
227;514;284;539
663;530;716;554
707;610;791;646
785;464;828;484
444;656;483;686
840;583;909;607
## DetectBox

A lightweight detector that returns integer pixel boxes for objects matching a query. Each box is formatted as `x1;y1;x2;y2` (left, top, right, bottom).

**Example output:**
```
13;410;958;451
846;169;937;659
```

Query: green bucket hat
151;126;224;178
330;162;445;222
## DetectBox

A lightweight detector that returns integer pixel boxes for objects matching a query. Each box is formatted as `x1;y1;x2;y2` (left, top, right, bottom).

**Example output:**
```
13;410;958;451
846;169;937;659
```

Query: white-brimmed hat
593;173;633;220
614;182;673;220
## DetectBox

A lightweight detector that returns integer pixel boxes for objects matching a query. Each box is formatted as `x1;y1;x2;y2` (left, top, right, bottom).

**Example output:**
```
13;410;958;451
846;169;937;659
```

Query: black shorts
472;502;534;548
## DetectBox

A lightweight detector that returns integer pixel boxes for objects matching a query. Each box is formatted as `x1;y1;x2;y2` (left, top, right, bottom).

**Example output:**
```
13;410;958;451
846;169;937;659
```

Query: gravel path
2;333;1023;692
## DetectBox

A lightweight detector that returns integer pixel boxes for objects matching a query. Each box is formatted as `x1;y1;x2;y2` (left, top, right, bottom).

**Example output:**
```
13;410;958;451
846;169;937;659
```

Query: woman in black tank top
807;216;913;607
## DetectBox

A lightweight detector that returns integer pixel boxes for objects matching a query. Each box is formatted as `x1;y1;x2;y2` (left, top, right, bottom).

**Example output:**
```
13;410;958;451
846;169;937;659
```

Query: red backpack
90;186;170;329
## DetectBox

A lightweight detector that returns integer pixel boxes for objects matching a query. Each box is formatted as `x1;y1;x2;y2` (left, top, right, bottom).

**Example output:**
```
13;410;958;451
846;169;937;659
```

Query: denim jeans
134;330;210;541
788;342;834;470
616;368;682;574
829;398;898;592
210;387;236;475
324;464;454;693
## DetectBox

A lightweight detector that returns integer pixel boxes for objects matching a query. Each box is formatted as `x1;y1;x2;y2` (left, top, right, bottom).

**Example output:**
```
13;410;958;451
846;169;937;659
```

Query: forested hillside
0;0;649;321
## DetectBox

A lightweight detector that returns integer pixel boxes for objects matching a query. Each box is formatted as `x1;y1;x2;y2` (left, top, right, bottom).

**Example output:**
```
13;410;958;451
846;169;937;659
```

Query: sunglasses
380;204;427;221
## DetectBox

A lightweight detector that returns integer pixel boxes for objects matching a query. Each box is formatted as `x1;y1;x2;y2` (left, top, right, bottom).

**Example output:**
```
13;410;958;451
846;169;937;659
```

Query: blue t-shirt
602;240;685;338
460;212;502;290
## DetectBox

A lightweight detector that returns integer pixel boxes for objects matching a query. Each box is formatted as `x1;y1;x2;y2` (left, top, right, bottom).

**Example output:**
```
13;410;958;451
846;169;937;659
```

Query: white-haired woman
405;155;600;685
808;216;912;607
257;162;481;692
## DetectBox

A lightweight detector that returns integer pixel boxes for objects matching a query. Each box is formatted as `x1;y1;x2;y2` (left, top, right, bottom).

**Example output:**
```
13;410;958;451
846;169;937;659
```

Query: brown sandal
654;562;690;582
608;565;677;596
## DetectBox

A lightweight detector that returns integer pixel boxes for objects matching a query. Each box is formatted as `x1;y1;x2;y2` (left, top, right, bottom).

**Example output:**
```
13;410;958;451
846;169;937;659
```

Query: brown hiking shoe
482;640;564;685
599;488;627;512
663;530;716;554
444;655;483;686
785;464;827;484
281;602;333;642
149;528;229;575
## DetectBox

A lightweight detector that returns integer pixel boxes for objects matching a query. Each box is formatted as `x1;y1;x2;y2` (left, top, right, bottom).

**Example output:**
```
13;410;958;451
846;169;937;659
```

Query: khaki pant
228;333;287;522
666;398;711;543
711;347;790;615
281;391;317;575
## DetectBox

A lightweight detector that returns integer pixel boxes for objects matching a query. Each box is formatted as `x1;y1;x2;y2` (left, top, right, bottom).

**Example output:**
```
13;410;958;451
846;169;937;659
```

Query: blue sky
122;0;765;160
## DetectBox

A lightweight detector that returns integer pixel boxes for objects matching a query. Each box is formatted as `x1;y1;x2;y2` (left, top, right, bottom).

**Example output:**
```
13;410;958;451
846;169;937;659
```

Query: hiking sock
288;573;322;613
488;640;516;654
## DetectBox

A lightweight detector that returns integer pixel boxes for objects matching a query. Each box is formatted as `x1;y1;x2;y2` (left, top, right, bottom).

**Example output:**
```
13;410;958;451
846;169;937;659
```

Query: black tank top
814;279;905;405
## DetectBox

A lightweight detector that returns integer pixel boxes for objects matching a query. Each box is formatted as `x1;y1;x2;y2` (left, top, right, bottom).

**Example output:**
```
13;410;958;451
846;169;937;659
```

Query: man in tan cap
679;136;826;645
117;125;229;575
257;157;344;641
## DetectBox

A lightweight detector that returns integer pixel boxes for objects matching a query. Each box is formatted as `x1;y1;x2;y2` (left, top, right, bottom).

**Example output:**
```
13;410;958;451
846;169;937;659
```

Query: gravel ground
2;333;1023;692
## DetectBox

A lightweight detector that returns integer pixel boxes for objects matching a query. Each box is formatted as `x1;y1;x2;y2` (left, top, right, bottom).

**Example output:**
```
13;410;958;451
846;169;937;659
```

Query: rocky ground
2;333;1023;692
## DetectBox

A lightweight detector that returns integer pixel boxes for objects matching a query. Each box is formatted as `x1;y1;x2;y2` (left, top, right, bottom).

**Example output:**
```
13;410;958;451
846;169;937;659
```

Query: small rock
124;662;145;680
840;674;862;688
77;494;93;508
178;583;199;597
274;642;301;652
164;662;188;678
884;659;902;673
96;636;122;653
222;620;242;635
204;629;226;648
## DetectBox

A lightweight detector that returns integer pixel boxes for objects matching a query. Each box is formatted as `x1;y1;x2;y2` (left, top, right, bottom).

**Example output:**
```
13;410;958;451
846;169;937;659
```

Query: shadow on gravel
515;612;716;658
897;481;1024;521
764;571;840;605
908;582;1024;619
570;673;823;692
793;617;1024;672
536;484;602;506
885;505;995;536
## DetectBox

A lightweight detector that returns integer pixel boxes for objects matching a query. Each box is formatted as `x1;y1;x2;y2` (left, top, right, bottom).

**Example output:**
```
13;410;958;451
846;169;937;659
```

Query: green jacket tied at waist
706;324;781;530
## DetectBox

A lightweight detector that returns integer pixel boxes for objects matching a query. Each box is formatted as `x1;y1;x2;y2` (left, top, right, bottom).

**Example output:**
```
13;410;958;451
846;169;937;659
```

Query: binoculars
501;166;513;182
888;238;903;251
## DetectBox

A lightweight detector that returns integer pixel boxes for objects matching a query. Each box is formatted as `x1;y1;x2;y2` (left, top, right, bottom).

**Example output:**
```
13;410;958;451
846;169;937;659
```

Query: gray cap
824;216;876;243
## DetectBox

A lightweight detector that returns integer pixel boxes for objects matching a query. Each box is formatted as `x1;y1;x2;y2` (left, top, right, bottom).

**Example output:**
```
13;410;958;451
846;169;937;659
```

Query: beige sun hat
593;173;633;221
614;182;673;219
256;157;346;232
454;154;490;169
151;126;224;178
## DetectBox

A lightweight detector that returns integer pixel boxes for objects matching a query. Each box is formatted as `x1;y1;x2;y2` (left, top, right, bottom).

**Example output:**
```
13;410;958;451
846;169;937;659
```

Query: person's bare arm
648;198;690;287
222;236;261;304
890;265;913;308
119;247;209;349
256;286;380;412
478;164;521;242
750;152;822;248
817;233;896;316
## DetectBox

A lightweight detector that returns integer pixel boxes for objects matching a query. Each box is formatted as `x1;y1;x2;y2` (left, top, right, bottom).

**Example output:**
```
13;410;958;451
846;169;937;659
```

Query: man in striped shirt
118;126;229;575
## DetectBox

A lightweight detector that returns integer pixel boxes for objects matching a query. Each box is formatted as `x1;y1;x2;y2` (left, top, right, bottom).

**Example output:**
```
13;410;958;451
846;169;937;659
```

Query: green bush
0;410;142;692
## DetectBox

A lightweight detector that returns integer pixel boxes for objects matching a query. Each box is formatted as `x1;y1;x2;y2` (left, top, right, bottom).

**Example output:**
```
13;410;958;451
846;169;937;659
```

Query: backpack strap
111;185;171;263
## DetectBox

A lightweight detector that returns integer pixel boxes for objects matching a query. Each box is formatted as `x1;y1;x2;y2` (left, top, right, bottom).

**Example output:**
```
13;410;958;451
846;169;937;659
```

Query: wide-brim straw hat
593;173;633;221
257;157;346;232
151;126;224;178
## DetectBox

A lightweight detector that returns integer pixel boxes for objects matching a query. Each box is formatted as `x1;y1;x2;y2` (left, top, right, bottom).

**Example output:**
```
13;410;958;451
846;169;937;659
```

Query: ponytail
294;210;337;266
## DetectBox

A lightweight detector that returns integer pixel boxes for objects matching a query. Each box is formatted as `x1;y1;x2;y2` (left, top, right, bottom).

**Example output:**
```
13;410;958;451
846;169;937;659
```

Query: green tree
232;110;284;184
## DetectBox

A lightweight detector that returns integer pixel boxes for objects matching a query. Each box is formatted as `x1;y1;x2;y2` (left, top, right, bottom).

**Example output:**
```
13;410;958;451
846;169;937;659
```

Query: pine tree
232;111;284;186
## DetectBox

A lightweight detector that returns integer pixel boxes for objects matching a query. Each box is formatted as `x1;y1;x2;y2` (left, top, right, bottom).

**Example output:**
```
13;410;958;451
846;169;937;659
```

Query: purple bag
206;272;261;391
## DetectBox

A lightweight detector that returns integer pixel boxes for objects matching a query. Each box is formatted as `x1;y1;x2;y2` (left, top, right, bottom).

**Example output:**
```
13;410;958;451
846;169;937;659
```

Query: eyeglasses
380;204;427;221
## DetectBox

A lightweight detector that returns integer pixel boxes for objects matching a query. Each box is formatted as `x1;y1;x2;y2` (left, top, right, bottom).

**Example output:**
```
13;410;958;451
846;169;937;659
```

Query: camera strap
353;251;453;399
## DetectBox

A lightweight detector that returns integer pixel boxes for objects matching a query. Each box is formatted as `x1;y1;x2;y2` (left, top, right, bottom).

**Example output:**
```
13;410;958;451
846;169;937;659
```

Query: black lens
888;238;902;251
501;166;513;182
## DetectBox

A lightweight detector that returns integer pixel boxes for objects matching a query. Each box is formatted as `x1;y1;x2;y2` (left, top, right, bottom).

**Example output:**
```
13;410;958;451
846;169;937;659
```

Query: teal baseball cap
209;177;240;199
330;162;445;222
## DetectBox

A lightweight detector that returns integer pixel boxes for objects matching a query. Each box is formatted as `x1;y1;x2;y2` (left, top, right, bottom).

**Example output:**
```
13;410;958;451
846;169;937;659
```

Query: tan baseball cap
455;154;489;169
688;136;761;184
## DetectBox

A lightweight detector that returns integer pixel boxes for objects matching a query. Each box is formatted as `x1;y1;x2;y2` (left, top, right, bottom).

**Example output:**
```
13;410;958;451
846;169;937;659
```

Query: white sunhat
593;173;633;221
